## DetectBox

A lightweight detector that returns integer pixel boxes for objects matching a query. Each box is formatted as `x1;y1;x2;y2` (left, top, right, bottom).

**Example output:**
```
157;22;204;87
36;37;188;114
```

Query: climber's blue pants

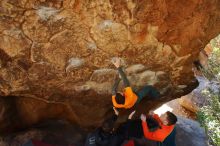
135;85;160;104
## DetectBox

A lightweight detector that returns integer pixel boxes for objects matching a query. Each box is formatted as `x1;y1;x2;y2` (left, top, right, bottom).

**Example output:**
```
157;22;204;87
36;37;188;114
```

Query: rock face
179;75;220;113
0;0;220;133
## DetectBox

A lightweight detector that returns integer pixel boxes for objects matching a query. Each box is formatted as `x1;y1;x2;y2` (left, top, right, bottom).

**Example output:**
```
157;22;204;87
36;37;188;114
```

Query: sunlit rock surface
0;0;220;133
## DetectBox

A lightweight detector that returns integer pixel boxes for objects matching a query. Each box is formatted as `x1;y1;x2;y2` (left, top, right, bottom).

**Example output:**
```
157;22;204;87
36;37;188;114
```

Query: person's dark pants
135;85;160;104
117;119;143;140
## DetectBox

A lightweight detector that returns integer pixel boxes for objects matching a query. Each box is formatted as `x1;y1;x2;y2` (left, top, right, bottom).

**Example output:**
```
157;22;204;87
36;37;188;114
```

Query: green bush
197;35;220;146
197;90;220;146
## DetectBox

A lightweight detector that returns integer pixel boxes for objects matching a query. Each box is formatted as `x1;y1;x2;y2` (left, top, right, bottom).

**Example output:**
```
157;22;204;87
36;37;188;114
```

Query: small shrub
197;35;220;146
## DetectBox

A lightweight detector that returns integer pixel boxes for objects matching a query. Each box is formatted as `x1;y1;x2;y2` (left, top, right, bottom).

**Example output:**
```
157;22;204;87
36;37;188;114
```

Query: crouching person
141;111;178;146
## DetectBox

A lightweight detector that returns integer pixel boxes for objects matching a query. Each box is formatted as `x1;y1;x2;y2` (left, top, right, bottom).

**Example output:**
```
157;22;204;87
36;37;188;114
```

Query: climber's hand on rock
112;58;121;68
128;110;136;119
113;107;119;116
140;114;146;122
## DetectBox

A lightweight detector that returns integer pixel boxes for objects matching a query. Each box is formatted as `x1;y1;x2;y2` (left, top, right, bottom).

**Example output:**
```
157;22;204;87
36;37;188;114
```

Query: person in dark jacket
116;111;160;141
85;108;135;146
111;58;160;109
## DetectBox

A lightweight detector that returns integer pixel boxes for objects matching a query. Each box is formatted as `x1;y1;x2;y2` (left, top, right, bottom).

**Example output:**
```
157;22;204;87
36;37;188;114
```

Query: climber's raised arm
112;77;121;96
112;58;130;87
117;67;130;87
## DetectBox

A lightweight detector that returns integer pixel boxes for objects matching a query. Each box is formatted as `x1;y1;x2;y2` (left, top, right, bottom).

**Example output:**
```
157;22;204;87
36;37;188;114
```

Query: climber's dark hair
146;116;160;132
115;93;125;104
166;111;177;125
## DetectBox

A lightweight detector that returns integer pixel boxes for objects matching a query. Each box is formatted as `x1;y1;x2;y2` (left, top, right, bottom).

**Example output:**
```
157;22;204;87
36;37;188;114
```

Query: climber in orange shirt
140;111;177;146
111;58;160;109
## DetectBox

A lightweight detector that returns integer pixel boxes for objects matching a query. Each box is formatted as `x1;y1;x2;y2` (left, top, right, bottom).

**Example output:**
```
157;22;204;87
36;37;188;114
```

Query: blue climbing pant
135;85;160;104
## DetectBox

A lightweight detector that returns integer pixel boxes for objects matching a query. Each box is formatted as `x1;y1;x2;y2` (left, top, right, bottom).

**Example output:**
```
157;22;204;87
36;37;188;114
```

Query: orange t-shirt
142;114;175;142
112;87;138;109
